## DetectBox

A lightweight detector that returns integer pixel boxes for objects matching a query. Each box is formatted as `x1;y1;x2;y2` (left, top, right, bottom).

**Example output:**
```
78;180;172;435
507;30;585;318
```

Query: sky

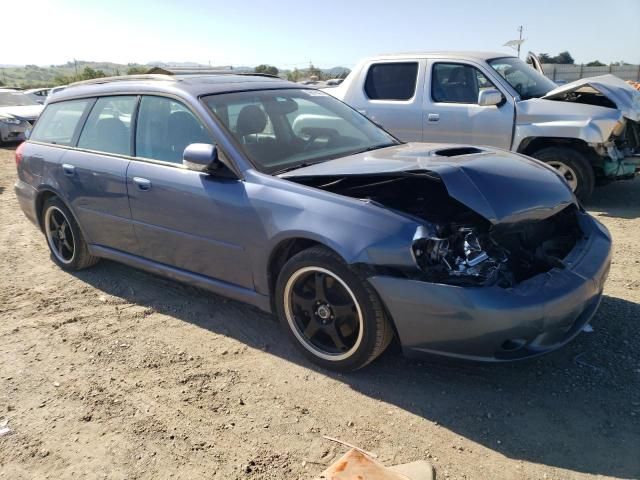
5;0;640;68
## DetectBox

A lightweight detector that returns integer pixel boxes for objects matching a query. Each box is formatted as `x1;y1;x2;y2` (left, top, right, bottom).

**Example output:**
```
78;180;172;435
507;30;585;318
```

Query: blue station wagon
14;74;612;370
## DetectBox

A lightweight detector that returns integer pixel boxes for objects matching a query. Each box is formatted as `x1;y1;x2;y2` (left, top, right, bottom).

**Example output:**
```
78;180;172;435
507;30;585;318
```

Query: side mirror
478;88;504;107
183;143;221;172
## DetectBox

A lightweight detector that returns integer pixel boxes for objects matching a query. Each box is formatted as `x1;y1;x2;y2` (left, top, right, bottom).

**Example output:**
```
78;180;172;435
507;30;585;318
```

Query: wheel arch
267;237;333;310
517;136;596;159
265;237;402;344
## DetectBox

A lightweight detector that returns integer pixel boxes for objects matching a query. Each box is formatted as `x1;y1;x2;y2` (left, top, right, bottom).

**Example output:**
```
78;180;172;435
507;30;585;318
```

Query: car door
343;60;425;142
423;60;514;148
127;95;255;289
55;95;139;254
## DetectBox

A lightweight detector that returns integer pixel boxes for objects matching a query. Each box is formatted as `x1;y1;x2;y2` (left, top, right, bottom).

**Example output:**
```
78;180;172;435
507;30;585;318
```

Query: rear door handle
427;113;440;122
133;177;152;191
62;163;75;176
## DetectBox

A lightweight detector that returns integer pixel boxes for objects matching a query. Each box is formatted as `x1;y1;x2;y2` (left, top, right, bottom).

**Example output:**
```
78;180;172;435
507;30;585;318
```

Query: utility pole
503;27;525;58
74;58;78;80
517;26;523;58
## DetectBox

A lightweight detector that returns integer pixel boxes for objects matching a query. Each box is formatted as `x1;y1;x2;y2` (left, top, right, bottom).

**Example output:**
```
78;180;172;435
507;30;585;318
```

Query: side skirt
88;245;272;313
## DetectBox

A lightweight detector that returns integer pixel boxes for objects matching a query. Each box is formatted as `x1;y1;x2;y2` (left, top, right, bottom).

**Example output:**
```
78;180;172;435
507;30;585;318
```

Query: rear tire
275;246;393;371
531;146;595;201
42;197;99;271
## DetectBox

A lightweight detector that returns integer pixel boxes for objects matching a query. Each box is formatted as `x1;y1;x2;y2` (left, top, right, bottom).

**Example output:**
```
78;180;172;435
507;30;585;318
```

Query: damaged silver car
325;52;640;200
15;75;612;370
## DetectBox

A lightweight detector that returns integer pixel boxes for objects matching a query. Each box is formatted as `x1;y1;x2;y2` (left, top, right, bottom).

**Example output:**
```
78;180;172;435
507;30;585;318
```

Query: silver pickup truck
324;51;640;200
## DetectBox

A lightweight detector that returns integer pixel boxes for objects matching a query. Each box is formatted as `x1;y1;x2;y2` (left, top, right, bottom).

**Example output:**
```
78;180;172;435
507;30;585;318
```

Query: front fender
513;98;623;150
245;171;421;295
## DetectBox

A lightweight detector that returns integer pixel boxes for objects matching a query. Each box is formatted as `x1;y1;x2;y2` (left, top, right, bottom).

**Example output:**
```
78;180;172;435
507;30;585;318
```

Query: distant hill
0;61;351;88
0;61;147;88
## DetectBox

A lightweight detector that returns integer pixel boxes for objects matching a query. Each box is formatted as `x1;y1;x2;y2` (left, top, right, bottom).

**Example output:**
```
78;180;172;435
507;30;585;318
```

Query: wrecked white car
325;52;640;200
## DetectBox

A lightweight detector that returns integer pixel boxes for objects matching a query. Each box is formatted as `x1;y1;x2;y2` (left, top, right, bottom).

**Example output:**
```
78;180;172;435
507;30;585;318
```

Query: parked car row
14;72;612;370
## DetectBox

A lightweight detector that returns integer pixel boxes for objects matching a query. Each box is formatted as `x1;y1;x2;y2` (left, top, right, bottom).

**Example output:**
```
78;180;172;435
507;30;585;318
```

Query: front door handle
427;113;440;122
62;164;75;176
133;177;152;191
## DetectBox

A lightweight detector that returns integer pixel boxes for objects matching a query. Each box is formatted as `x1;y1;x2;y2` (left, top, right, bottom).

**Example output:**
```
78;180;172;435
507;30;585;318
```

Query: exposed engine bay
288;172;582;287
411;205;581;287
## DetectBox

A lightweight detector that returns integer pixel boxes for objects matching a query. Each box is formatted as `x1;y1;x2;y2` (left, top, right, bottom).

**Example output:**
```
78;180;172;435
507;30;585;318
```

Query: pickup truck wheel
531;146;595;201
275;246;393;371
42;197;99;271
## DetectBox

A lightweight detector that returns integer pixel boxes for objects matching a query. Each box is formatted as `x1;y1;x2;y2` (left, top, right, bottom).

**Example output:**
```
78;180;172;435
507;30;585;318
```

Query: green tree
553;51;574;64
254;64;279;76
127;66;148;75
286;68;301;82
586;60;605;67
80;66;106;80
307;63;322;79
537;53;553;63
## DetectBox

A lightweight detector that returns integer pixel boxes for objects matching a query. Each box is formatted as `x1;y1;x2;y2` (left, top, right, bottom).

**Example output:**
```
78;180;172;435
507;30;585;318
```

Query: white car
0;90;43;144
24;88;51;104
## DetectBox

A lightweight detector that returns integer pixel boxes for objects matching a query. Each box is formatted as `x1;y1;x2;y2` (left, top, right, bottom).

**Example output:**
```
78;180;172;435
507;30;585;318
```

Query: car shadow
585;177;640;219
71;260;640;478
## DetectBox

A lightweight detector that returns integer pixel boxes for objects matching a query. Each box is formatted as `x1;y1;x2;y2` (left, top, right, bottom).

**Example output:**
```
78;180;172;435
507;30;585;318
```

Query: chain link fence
542;64;640;83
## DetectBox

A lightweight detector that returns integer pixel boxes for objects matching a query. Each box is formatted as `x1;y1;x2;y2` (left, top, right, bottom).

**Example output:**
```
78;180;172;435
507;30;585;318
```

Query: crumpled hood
0;105;43;122
542;74;640;122
282;143;576;225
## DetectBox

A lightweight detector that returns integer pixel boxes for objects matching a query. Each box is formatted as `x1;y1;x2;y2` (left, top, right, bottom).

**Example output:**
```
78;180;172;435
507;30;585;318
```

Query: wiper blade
273;162;318;175
348;142;396;156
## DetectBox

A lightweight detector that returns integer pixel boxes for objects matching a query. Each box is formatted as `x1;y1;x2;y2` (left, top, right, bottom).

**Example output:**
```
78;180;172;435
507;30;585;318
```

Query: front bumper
369;213;612;361
0;122;30;143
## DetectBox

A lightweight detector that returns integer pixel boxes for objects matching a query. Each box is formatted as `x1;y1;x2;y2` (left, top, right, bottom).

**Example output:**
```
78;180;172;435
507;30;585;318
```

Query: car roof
368;51;516;62
49;74;302;103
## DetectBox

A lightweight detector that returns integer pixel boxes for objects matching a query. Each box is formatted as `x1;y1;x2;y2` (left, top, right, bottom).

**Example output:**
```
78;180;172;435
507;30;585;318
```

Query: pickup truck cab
325;51;640;200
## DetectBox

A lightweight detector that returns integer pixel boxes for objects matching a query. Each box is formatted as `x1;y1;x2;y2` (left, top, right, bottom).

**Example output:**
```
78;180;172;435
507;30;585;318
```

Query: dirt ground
0;143;638;480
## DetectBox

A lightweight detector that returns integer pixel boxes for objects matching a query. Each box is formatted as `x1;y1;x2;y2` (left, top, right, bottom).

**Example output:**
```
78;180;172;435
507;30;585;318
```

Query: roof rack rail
68;74;175;87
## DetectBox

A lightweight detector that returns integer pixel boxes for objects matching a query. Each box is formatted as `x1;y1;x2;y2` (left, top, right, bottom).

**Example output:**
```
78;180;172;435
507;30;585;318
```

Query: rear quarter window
29;100;91;146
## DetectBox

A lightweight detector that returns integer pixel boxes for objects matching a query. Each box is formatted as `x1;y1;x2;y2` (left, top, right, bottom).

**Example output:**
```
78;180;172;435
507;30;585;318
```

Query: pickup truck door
340;59;426;142
423;59;514;149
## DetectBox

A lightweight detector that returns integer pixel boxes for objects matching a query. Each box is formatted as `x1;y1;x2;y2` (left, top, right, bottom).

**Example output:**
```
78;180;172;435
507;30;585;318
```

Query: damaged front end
541;74;640;178
285;163;582;289
411;205;581;287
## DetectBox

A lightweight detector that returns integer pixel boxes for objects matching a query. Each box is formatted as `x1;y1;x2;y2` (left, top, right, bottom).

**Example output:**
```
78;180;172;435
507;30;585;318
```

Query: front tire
42;197;99;271
531;146;595;201
275;246;393;371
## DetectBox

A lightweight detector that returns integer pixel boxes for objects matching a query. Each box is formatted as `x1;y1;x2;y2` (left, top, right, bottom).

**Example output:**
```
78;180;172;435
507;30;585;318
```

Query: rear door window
364;62;418;100
29;99;91;146
77;96;138;156
135;96;211;164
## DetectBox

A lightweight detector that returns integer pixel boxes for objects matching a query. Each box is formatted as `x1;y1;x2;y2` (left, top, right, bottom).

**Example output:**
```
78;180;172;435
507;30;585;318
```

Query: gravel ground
0;144;638;480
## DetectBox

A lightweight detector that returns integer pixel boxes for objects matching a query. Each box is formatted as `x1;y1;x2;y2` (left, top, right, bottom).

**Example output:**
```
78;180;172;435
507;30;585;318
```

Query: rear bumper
369;213;612;362
14;179;40;227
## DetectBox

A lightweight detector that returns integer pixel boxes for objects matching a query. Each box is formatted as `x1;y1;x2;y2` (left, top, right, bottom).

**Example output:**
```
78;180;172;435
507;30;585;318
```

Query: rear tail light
15;142;25;167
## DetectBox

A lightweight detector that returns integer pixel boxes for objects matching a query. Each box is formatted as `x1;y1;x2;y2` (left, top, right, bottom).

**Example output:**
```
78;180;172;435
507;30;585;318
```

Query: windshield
203;89;398;174
0;91;38;107
488;57;557;99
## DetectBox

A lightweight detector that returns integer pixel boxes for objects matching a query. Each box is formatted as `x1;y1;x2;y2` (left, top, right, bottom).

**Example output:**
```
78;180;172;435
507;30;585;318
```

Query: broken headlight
412;225;508;286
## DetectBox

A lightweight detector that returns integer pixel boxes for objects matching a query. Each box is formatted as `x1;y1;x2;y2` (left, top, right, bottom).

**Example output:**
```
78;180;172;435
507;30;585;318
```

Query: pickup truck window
432;63;495;104
364;62;418;101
